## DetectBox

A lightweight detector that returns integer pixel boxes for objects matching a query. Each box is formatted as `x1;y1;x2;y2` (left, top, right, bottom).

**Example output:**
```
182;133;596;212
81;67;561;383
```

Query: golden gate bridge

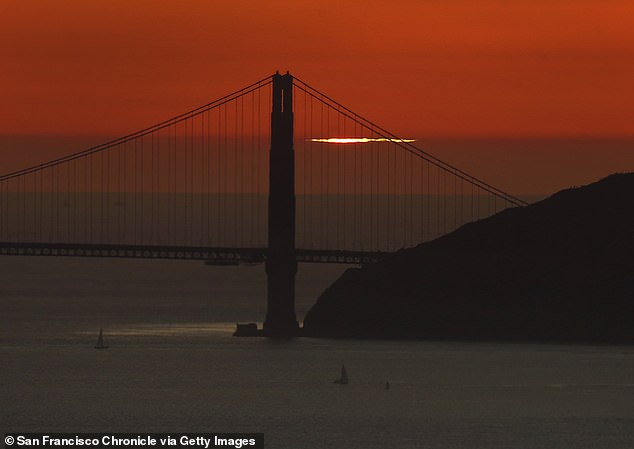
0;72;527;336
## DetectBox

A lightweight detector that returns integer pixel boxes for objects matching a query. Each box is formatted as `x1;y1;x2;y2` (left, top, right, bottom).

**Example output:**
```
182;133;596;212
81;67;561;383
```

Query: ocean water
2;257;634;448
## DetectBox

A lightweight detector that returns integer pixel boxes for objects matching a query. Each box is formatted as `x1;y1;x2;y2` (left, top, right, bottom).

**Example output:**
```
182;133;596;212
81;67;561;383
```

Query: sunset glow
309;138;416;144
0;0;632;193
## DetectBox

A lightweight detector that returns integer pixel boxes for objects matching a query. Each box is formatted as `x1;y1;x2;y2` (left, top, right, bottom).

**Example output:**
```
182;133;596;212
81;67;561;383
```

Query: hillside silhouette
303;173;634;342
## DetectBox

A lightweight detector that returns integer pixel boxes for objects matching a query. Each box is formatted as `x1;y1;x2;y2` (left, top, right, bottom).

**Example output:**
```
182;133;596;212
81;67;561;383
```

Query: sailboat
94;328;109;349
333;364;349;384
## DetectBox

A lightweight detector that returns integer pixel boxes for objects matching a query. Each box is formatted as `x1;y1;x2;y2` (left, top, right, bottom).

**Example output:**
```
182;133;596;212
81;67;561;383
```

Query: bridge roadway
0;242;386;265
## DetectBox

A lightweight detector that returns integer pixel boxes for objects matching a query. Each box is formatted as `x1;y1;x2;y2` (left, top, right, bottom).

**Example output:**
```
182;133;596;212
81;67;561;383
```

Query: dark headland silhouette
303;173;634;343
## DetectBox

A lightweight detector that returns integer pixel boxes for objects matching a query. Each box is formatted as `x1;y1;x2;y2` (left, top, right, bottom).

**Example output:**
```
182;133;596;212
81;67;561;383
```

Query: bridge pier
263;72;300;338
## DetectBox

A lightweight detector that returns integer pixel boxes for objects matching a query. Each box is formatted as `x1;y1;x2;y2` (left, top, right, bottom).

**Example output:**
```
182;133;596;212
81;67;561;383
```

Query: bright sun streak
308;137;415;144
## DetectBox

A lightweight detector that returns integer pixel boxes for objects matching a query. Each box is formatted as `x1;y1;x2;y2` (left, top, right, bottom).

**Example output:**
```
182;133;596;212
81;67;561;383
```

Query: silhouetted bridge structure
0;72;526;336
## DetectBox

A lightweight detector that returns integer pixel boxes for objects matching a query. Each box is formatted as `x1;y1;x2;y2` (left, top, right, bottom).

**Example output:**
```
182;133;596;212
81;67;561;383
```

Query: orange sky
1;0;633;193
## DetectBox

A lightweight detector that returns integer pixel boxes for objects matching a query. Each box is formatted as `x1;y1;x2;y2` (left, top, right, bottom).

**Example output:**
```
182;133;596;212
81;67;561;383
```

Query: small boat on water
233;322;261;337
333;364;349;385
94;328;109;349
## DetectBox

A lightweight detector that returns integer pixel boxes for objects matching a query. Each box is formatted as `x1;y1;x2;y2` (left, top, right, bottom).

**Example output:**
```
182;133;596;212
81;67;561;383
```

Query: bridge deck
0;242;386;265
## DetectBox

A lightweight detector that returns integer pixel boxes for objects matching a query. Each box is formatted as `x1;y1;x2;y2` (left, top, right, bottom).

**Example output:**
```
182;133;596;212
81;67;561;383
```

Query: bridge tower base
262;72;300;338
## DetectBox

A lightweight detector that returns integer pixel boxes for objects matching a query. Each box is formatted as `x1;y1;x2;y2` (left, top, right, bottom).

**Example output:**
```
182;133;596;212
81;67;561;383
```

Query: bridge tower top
272;72;293;114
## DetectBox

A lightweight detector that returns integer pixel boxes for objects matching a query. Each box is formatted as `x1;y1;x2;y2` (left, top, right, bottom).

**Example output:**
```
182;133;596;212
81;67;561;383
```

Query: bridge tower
263;72;300;337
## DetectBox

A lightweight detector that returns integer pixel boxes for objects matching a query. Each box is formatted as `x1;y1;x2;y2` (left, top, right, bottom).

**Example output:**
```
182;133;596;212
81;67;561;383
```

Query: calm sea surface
1;257;634;448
